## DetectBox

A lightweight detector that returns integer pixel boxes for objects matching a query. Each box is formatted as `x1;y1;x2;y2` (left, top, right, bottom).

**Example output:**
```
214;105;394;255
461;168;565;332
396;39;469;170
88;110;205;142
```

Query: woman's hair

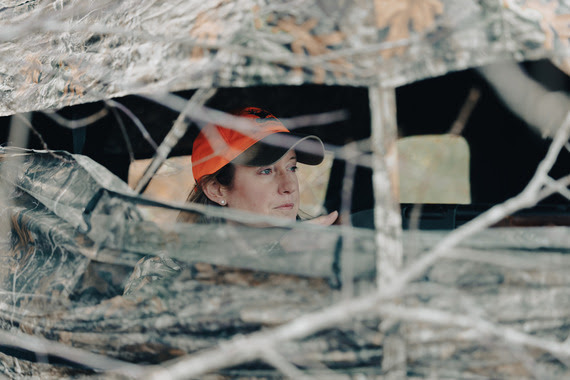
177;163;235;224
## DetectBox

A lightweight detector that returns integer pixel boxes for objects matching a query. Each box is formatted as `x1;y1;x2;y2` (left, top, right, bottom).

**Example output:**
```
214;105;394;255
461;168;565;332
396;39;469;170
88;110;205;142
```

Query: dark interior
1;59;569;228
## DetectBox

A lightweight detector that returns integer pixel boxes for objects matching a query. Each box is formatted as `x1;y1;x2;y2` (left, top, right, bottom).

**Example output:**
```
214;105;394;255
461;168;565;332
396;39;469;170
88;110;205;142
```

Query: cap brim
232;133;325;167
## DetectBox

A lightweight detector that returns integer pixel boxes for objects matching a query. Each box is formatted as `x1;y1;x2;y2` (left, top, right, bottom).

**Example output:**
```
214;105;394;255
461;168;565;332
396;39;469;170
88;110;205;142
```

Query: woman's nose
278;172;296;194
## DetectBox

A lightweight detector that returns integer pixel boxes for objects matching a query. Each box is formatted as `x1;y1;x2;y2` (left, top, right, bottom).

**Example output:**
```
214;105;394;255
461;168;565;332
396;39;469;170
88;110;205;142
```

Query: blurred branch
42;108;109;130
0;330;146;377
144;92;371;168
339;142;358;299
1;3;569;378
143;110;570;379
478;61;570;138
134;88;217;194
260;346;312;380
369;85;402;289
379;304;570;361
543;175;570;201
106;100;158;150
280;109;349;130
107;102;136;164
369;84;405;378
0;113;30;242
448;87;481;136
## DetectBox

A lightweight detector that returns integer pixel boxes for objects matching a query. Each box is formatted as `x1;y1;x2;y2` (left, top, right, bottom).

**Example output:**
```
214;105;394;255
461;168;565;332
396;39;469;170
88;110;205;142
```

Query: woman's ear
202;179;228;206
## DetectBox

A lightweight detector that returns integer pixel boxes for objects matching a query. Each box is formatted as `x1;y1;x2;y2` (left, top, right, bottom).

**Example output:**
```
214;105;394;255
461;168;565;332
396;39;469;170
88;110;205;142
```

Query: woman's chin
272;208;298;220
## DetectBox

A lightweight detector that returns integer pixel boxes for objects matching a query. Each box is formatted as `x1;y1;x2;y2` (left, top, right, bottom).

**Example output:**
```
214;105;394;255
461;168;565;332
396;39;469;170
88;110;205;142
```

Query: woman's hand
276;211;339;253
306;210;339;226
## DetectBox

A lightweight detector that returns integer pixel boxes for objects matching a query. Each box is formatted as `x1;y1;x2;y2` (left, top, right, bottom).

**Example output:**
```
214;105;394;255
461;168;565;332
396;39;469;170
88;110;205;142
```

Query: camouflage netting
1;149;570;378
1;0;569;116
0;149;376;375
1;0;570;378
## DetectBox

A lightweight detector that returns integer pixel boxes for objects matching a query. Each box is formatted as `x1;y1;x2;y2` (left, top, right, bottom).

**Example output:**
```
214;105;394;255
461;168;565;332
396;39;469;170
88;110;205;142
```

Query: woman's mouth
275;203;294;210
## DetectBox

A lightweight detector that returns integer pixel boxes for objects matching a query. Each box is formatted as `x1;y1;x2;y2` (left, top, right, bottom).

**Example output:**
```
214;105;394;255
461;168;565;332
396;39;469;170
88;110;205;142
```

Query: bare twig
0;113;30;249
0;330;146;377
369;84;405;378
478;62;570;139
543;175;570;201
142;111;570;379
369;85;403;288
144;92;372;169
144;289;381;380
448;87;481;136
280;109;349;131
134;88;217;194
379;304;570;360
42;108;109;130
108;102;136;164
260;346;312;380
339;142;359;298
12;113;49;151
106;99;159;150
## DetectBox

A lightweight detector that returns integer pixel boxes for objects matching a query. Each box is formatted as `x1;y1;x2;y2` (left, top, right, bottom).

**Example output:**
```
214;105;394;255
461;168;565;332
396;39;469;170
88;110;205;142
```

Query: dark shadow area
397;59;570;206
1;59;568;220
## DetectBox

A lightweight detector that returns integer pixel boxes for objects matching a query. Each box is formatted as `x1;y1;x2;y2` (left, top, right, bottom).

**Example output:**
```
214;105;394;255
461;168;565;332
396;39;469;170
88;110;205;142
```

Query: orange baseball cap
191;107;325;183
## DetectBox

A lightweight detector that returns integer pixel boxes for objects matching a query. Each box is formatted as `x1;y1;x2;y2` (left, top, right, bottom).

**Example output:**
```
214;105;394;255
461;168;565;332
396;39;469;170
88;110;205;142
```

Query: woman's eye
289;165;298;172
259;168;272;175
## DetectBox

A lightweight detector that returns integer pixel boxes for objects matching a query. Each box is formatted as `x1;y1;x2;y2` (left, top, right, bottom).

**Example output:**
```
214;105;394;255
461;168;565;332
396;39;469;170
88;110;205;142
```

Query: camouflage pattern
1;0;570;375
0;148;377;374
0;0;569;116
1;149;570;378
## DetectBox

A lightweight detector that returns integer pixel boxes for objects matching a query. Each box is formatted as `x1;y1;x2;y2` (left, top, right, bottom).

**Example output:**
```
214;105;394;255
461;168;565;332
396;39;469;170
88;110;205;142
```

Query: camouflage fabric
1;0;570;377
1;149;570;378
0;148;377;371
1;0;569;115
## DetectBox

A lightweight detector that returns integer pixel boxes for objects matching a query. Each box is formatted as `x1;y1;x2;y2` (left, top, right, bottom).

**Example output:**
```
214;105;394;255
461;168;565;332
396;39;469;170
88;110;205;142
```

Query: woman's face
224;150;300;220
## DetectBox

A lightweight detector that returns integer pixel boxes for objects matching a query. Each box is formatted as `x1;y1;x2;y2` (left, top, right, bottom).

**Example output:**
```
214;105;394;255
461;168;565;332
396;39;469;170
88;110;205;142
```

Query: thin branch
0;113;30;249
448;87;481;135
260;346;313;380
443;246;570;271
379;304;570;361
478;62;570;139
143;287;382;380
339;142;358;299
12;113;47;150
143;112;570;379
280;109;349;130
0;330;146;377
543;175;570;201
106;99;158;150
143;93;373;168
134;87;216;194
42;108;109;130
107;102;136;164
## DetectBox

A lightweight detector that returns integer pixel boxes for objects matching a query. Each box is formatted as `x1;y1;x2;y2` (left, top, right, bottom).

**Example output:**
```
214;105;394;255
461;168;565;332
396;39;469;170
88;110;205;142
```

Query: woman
125;107;337;295
178;106;338;226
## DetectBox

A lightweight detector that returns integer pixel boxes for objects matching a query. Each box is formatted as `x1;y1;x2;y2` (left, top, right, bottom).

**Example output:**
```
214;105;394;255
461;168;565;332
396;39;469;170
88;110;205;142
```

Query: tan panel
397;134;470;204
